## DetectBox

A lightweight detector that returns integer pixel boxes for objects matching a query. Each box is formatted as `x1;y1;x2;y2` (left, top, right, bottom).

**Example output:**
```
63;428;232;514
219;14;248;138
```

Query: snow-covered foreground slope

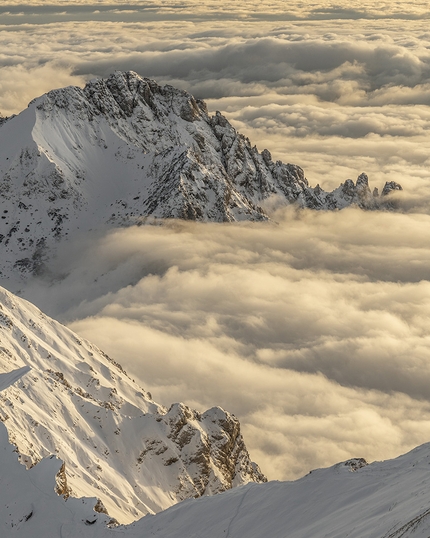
130;446;430;538
2;321;430;537
0;286;265;523
0;71;401;287
0;370;113;536
3;372;430;538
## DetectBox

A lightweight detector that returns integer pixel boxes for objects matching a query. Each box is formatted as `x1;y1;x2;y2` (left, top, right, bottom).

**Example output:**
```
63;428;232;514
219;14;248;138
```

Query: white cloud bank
17;207;430;480
2;0;430;481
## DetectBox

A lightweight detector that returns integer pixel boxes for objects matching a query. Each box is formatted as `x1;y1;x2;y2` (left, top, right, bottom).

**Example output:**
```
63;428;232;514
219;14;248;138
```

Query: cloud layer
16;208;430;480
3;1;430;482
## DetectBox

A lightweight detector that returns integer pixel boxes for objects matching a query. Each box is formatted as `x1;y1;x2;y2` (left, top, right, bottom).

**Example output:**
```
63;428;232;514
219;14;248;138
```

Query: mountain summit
0;71;401;283
0;285;265;523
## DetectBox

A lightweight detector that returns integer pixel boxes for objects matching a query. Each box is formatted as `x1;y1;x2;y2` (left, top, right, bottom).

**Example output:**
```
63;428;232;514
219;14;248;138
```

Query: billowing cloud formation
74;37;430;94
1;1;429;20
1;10;430;191
3;0;430;482
17;208;430;480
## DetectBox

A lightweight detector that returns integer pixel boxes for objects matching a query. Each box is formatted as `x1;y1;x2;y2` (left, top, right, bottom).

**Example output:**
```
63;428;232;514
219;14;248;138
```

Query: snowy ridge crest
0;71;402;285
2;290;430;537
0;286;265;524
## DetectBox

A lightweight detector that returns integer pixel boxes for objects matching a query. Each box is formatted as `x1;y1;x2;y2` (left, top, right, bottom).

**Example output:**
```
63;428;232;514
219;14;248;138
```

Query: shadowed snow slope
0;286;265;523
0;71;401;287
0;365;30;391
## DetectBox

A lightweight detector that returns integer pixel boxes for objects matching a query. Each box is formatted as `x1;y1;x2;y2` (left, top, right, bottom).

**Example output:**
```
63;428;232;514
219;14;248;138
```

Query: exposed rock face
139;403;266;501
55;462;71;498
0;286;265;523
0;71;402;284
382;181;403;196
343;458;368;472
305;172;402;211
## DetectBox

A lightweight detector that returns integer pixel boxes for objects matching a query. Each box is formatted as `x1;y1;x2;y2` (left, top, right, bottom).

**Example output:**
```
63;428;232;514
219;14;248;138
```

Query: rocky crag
0;71;401;283
0;286;265;523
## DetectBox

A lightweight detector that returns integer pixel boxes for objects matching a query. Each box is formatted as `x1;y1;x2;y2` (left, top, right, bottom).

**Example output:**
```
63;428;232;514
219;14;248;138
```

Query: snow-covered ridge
0;286;265;524
3;363;430;538
0;71;401;285
2;319;430;537
128;442;430;538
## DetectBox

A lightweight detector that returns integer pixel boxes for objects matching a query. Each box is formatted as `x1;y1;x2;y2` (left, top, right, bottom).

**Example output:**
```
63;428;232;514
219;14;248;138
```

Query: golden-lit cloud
3;0;430;481
16;208;430;480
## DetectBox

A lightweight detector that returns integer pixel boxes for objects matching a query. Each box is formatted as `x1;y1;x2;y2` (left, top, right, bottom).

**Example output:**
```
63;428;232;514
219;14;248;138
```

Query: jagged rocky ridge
0;285;265;524
3;366;430;538
0;71;401;282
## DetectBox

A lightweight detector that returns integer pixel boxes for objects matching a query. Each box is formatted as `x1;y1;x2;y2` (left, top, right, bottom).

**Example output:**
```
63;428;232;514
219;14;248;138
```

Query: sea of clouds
23;207;430;480
2;0;430;480
1;2;430;191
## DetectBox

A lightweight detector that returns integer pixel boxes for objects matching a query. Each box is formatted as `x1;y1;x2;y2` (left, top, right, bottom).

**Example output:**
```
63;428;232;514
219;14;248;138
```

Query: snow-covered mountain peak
0;71;402;289
0;286;265;523
3;289;430;536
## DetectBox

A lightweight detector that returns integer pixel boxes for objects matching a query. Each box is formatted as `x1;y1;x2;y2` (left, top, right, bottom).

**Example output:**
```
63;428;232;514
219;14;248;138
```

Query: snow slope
0;71;402;286
0;421;115;537
127;446;430;538
3;393;430;538
0;365;30;392
0;286;265;524
2;301;430;537
0;370;113;536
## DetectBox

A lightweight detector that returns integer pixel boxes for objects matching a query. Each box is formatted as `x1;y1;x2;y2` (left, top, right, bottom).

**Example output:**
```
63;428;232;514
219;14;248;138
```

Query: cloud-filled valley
2;0;430;484
18;208;430;481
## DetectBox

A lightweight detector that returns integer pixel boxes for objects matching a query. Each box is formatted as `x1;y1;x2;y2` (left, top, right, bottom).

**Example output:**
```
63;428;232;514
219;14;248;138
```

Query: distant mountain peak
0;71;402;286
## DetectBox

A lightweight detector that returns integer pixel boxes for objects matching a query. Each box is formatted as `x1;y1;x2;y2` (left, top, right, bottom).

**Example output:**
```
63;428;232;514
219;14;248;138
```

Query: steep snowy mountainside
0;285;265;524
0;370;114;536
3;388;430;538
0;71;401;285
123;445;430;538
0;420;114;537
